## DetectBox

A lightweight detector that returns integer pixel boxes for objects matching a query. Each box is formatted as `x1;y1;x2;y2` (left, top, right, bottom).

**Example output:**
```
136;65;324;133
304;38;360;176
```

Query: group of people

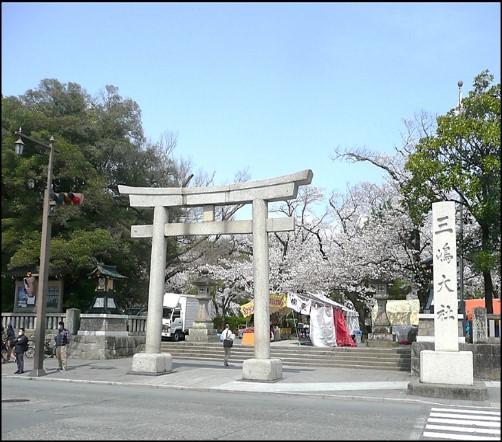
1;321;70;374
1;324;29;373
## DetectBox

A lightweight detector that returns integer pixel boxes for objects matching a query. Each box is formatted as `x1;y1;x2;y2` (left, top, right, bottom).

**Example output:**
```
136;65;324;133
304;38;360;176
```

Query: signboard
14;279;64;313
240;294;288;318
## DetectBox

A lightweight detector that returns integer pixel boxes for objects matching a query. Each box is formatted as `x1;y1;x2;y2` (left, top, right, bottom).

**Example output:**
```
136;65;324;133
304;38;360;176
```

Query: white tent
286;292;358;347
305;292;352;312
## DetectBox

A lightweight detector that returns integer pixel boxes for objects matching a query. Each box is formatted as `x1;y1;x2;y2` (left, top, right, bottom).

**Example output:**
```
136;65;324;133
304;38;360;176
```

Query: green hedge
213;315;248;333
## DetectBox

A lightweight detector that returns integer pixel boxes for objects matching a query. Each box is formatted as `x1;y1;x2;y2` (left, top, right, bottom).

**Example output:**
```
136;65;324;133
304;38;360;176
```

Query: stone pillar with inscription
472;307;488;344
419;201;473;385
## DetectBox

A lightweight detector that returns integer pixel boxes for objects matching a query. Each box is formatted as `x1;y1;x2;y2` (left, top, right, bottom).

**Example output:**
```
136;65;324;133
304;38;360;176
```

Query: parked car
125;307;147;316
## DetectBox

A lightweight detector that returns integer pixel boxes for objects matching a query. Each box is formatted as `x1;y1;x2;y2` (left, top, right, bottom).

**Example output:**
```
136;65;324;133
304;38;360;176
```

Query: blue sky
2;2;501;206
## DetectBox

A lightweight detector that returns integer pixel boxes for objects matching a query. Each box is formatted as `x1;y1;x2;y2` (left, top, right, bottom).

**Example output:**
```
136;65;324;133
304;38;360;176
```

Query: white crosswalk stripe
423;406;501;440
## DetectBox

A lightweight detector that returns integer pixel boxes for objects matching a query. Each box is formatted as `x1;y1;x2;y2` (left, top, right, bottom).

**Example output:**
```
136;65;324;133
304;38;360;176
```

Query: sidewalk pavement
2;341;500;409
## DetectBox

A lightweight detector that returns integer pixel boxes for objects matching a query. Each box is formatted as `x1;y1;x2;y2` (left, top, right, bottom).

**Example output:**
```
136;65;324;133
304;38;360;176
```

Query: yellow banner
240;294;287;318
240;301;254;318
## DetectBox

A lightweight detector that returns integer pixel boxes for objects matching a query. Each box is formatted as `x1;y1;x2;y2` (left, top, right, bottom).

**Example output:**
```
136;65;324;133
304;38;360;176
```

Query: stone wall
79;313;128;335
411;341;500;381
68;335;145;360
416;314;465;342
65;313;148;359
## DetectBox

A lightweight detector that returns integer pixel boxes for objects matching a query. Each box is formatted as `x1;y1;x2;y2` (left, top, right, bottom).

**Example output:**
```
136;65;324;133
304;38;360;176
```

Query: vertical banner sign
432;202;459;352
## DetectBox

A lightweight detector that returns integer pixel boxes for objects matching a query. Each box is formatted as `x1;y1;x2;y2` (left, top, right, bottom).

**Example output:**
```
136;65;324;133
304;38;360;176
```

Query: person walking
6;324;15;362
13;327;29;374
54;321;70;371
222;324;234;367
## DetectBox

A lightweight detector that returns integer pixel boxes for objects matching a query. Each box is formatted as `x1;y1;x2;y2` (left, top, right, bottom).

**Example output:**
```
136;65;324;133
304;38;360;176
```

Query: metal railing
1;312;65;335
1;312;147;336
127;315;147;334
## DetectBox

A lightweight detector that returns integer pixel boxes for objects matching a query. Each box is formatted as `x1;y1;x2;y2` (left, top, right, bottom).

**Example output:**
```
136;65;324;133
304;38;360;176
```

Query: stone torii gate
119;169;313;381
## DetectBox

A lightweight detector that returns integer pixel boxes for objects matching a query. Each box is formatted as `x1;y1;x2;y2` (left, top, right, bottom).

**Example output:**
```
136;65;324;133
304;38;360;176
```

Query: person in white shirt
222;324;233;366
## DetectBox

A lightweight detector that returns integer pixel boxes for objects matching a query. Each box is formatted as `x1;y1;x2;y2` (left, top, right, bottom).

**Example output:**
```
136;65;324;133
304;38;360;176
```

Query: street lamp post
454;81;467;337
14;128;57;377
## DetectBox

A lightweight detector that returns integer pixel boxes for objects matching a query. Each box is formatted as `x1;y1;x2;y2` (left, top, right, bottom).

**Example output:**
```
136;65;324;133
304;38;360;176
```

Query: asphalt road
2;378;432;440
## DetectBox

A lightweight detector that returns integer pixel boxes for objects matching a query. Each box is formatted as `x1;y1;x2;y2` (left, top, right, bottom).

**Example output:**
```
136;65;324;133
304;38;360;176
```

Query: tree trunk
483;271;494;314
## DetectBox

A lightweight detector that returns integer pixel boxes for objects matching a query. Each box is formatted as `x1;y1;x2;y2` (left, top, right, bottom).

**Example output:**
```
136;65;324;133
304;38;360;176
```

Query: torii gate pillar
241;198;282;380
119;169;313;381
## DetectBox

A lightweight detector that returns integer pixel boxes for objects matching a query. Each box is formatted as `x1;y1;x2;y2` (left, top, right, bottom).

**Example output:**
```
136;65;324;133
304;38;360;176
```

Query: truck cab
162;306;183;341
161;293;199;341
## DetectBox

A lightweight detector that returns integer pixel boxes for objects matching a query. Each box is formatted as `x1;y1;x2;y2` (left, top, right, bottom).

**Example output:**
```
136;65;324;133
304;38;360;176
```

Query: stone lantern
86;263;126;314
367;279;394;347
186;268;219;342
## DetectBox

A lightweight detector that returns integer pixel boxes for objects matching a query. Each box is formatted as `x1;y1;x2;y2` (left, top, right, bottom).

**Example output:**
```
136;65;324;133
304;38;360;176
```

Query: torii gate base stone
119;169;313;381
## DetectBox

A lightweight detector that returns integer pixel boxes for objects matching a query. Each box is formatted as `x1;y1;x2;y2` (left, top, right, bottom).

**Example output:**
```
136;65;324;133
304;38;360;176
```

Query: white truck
161;293;199;341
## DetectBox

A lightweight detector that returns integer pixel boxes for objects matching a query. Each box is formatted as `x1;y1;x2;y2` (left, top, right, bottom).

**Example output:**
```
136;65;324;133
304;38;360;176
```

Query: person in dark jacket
13;327;29;374
6;324;15;362
54;321;70;371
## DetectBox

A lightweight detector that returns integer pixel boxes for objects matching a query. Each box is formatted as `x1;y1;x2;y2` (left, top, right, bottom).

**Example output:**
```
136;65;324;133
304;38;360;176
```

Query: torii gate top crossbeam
118;169;313;207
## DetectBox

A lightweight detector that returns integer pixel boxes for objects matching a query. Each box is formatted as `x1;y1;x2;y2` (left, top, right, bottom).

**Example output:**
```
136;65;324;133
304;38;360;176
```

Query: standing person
222;324;234;367
6;324;15;362
54;321;70;371
1;326;8;364
13;327;29;374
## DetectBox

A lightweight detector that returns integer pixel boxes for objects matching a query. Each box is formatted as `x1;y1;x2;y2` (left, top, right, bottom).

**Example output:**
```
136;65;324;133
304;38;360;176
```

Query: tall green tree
403;70;501;313
1;79;182;311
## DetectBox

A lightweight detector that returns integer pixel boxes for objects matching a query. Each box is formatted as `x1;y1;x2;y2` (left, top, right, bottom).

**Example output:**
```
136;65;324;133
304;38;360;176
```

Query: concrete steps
161;340;412;371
